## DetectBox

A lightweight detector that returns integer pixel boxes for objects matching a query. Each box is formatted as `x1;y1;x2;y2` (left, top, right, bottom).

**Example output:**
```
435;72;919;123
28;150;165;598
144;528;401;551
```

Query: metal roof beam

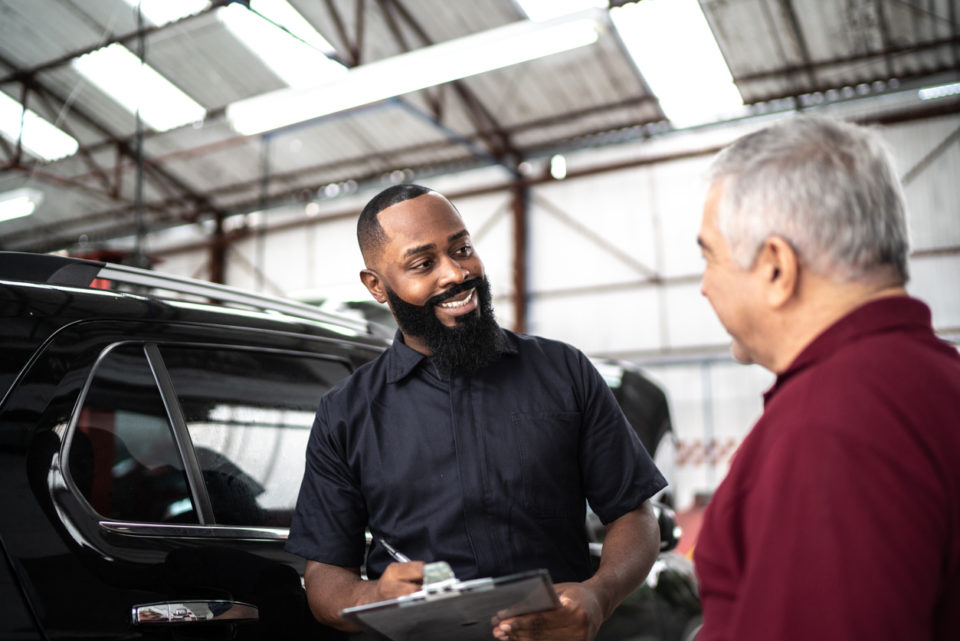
383;0;519;165
735;35;960;84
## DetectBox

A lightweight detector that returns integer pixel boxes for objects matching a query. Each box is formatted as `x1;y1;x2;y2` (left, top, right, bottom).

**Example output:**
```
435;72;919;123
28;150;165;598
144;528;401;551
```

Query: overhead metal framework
0;0;956;258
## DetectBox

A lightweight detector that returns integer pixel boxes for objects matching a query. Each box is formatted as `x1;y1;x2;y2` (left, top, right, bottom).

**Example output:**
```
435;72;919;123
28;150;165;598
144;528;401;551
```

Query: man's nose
437;255;469;287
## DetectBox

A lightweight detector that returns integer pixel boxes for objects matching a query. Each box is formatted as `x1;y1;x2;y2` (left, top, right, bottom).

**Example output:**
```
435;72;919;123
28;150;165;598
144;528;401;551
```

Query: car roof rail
0;251;392;339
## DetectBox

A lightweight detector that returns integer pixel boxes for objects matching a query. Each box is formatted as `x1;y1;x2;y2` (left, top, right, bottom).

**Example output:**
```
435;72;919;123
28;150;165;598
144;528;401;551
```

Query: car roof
0;251;393;346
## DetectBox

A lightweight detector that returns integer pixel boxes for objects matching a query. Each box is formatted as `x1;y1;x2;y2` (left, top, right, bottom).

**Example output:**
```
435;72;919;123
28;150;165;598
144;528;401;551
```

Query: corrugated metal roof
703;0;960;104
0;0;957;254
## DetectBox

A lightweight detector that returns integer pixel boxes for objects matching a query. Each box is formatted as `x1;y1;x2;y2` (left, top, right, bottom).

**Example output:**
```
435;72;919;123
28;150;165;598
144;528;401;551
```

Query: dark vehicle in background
591;360;702;641
0;252;698;641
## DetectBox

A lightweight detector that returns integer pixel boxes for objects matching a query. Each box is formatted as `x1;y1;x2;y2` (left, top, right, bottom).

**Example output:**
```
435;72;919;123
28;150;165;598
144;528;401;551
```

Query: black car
0;252;697;641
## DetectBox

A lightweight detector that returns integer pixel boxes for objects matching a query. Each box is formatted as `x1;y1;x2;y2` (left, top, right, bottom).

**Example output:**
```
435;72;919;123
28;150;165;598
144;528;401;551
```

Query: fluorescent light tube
226;9;605;135
0;92;79;161
919;82;960;101
72;43;206;132
611;0;744;127
0;187;43;223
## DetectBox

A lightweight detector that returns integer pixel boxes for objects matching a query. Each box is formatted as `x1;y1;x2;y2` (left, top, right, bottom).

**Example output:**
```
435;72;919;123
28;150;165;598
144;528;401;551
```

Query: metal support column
209;213;226;284
510;175;529;333
132;2;149;269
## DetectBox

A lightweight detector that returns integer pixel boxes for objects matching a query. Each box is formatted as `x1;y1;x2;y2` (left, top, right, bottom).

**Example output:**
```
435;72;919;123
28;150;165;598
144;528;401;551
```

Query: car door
1;318;379;640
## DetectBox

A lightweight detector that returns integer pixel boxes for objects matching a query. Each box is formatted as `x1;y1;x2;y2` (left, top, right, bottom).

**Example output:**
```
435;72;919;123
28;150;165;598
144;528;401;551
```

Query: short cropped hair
708;115;909;283
357;184;433;264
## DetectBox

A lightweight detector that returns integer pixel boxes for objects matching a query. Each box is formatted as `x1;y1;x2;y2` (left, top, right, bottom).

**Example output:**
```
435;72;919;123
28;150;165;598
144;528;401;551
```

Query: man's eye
455;245;472;256
414;260;433;271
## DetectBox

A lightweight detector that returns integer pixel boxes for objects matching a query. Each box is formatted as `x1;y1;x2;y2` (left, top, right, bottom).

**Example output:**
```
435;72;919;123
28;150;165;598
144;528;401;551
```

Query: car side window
158;345;352;528
69;344;196;523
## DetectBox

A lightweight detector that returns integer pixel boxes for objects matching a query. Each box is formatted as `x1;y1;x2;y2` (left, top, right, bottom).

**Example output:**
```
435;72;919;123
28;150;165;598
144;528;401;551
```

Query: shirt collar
764;295;931;404
384;327;519;384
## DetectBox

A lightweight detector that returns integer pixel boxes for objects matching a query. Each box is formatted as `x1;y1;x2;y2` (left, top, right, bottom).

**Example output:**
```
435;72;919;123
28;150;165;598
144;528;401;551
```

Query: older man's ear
756;236;799;309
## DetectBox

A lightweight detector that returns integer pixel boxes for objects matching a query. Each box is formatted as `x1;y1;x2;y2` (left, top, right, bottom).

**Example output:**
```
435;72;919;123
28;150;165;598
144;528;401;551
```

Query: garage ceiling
0;0;958;255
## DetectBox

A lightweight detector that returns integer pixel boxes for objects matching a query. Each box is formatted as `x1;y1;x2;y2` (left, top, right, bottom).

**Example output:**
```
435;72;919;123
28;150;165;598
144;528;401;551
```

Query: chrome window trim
100;520;289;541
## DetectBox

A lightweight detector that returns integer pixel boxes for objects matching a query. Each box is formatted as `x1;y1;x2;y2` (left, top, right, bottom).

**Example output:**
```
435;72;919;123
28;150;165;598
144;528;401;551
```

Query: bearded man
287;184;665;641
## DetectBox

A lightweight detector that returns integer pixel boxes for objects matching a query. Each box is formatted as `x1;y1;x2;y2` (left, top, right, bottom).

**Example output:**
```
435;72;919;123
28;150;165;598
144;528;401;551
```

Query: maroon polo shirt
695;296;960;640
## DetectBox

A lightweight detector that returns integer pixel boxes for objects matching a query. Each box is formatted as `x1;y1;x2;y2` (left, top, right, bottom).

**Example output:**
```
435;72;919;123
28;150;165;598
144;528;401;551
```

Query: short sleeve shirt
694;297;960;641
287;328;666;583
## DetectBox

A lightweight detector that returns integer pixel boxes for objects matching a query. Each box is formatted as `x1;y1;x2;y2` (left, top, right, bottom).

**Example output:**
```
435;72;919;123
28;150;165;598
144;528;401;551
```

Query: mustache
425;277;484;308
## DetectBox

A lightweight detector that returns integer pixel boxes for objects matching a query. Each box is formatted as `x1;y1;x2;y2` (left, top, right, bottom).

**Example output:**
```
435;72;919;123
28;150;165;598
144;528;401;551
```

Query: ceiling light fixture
919;81;960;101
225;9;606;135
0;187;44;223
610;0;744;128
72;43;206;132
217;1;345;89
550;154;568;180
0;92;79;161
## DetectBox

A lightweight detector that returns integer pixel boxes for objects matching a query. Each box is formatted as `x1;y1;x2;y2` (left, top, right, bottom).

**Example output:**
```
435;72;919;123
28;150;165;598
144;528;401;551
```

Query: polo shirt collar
765;295;931;404
384;327;519;384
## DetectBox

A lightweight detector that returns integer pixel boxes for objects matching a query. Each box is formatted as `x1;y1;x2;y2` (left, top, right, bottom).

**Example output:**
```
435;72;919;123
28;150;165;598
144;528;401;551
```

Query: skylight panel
72;43;206;132
610;0;744;128
0;92;79;161
217;1;345;89
122;0;210;26
249;0;337;56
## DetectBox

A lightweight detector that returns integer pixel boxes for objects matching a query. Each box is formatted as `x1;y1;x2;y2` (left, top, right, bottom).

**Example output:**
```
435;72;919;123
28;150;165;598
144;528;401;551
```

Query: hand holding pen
379;539;456;584
375;539;424;600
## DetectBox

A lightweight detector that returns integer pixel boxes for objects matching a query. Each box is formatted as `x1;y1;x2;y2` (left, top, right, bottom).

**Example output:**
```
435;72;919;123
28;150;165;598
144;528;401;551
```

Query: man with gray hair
693;115;960;640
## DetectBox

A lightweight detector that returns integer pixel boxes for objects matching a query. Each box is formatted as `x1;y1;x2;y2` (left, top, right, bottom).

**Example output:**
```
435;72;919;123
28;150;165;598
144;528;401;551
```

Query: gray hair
707;115;909;283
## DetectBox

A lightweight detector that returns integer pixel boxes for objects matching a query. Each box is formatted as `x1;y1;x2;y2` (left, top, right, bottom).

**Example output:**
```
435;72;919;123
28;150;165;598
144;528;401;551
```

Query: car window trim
61;338;358;531
99;520;288;541
143;343;216;524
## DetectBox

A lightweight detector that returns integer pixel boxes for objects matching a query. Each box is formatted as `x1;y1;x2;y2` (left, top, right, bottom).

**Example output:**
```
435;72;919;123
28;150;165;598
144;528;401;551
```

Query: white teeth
439;290;474;309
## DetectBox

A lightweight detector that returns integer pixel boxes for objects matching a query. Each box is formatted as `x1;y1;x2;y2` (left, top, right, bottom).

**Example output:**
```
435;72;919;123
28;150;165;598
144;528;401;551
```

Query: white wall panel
527;177;658;292
908;254;960;331
448;191;516;303
529;287;662;355
156;249;210;282
646;156;714;278
885;114;960;251
662;281;729;350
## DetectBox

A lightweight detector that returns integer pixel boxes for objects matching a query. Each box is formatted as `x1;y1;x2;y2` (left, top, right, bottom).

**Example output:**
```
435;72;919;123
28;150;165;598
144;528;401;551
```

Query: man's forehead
377;193;467;244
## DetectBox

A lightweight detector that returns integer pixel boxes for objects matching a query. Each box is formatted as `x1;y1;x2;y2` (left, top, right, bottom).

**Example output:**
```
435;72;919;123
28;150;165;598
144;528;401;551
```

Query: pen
379;538;411;563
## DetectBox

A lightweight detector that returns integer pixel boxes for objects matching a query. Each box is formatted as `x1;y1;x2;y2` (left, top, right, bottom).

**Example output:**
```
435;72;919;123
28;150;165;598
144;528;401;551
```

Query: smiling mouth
436;288;475;309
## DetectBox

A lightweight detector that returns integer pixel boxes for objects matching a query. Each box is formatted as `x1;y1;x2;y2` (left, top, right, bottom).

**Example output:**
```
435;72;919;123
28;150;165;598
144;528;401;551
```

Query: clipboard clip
421;561;460;600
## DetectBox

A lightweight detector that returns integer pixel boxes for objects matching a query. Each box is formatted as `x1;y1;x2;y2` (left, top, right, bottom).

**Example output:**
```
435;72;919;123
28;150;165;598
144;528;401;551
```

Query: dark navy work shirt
287;329;666;583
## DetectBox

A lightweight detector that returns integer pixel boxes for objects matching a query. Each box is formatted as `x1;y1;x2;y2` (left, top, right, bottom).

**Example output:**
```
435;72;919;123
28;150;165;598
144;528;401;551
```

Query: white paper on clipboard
340;568;560;641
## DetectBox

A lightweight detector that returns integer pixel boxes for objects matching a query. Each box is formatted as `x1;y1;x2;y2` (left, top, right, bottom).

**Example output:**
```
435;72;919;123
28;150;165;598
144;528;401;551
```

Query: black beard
386;276;503;377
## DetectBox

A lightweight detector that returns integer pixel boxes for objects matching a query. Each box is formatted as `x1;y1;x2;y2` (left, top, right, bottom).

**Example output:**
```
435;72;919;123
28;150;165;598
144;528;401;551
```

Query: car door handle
132;600;259;624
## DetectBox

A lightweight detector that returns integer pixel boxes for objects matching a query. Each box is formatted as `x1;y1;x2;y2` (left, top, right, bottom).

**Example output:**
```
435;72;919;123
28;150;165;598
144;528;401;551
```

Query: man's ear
360;268;387;304
755;236;798;308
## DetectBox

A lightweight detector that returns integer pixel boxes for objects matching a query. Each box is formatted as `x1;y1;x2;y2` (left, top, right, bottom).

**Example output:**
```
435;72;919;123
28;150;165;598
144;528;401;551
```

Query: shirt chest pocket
512;411;583;518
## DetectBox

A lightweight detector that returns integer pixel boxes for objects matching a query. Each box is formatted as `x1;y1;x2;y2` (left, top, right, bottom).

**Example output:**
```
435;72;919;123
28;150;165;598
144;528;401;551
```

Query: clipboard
340;568;560;641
